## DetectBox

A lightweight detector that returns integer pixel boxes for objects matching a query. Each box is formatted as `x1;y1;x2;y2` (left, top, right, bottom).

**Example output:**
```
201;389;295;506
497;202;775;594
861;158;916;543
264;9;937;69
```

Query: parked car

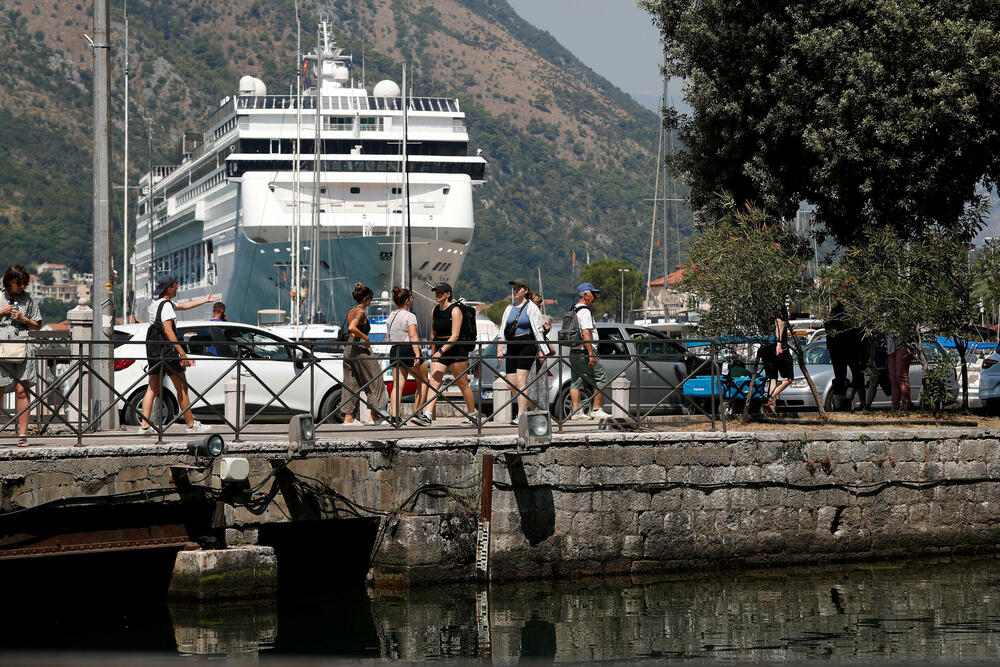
778;338;957;411
975;350;1000;413
113;320;344;425
470;322;704;418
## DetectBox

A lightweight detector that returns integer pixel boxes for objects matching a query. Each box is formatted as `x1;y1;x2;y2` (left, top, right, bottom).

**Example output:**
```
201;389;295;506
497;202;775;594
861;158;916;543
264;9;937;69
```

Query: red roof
648;267;685;287
47;320;70;331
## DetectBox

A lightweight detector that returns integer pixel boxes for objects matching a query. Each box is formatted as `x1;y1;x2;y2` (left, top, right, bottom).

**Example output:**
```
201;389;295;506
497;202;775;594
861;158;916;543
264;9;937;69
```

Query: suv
114;320;344;425
470;322;702;418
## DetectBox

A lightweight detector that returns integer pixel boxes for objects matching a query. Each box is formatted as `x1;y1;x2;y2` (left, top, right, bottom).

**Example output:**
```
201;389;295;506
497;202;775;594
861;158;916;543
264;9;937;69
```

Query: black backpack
145;300;179;363
455;299;478;350
557;304;590;345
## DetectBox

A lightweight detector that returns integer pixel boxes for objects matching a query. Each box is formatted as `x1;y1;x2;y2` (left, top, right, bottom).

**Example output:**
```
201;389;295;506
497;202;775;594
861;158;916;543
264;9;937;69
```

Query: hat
154;275;177;296
508;278;531;290
431;282;453;294
577;281;601;295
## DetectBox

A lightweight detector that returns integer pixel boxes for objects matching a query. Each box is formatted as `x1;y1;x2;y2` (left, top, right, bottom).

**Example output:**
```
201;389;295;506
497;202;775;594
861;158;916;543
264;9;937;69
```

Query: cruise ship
133;23;486;328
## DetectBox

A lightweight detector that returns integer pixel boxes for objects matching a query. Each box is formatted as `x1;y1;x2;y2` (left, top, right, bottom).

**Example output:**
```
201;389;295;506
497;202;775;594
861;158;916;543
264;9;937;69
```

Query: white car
113;320;344;425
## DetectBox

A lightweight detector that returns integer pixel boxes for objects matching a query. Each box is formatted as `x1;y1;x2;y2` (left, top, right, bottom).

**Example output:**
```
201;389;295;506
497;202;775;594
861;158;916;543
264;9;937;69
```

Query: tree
39;270;54;286
39;297;68;324
581;259;642;322
639;0;1000;245
485;299;511;325
679;196;824;418
972;239;1000;333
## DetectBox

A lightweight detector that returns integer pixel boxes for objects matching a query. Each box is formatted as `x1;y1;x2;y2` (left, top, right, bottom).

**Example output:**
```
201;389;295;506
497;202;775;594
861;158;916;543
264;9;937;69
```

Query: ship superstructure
133;22;485;327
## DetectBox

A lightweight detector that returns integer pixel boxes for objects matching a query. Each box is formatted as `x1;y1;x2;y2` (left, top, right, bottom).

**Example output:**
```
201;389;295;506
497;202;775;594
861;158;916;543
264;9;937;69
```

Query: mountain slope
0;0;686;305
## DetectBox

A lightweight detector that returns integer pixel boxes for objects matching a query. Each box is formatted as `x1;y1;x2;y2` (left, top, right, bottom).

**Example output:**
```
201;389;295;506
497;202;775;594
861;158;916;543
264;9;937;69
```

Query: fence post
225;372;245;438
67;297;93;431
611;377;631;420
492;378;511;424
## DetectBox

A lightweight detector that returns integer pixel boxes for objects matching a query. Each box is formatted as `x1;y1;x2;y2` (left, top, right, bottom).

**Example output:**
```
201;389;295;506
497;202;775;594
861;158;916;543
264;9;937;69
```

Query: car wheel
318;388;345;425
124;389;176;426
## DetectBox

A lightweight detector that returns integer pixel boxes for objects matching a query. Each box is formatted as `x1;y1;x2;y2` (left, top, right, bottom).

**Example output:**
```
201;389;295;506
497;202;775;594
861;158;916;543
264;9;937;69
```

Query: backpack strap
154;299;169;325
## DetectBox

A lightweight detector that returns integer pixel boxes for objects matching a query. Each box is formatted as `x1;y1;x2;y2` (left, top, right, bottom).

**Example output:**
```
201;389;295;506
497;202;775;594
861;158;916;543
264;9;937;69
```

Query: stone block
637;464;665;484
622;534;643;558
958;441;985;462
650;490;682;511
168;546;277;601
557;465;581;485
702;488;729;511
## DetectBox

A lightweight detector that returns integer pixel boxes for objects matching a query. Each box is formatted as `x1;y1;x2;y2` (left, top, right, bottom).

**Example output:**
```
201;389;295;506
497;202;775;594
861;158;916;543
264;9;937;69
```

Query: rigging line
644;90;666;314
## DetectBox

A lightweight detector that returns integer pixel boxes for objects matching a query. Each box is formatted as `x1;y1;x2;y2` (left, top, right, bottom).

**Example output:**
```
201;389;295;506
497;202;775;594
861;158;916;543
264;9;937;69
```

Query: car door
175;325;233;418
222;326;309;416
625;327;689;413
593;325;635;409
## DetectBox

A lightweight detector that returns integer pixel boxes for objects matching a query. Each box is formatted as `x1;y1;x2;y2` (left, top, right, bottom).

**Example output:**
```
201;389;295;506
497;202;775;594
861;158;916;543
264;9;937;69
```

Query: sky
504;0;683;113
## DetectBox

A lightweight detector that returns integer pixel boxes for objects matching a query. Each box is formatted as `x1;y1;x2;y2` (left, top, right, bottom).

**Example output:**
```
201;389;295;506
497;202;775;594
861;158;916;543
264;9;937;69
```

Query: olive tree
680;196;824;418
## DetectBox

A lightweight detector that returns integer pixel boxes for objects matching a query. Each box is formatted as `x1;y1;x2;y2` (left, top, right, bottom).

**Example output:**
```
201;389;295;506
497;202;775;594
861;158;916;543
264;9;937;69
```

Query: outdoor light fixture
187;434;226;458
218;457;250;483
517;410;552;450
289;413;316;454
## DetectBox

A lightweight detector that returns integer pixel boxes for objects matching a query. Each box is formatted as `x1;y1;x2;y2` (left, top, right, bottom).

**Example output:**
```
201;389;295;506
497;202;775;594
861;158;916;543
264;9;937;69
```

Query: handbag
504;304;527;340
0;341;27;361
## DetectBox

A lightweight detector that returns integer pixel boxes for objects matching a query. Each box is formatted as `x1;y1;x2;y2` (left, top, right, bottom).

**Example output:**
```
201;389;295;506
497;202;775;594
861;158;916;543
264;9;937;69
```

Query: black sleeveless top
432;303;458;341
349;307;370;338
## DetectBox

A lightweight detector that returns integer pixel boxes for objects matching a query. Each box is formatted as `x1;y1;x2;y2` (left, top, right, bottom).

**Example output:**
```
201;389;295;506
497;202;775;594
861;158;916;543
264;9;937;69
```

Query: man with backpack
562;282;611;420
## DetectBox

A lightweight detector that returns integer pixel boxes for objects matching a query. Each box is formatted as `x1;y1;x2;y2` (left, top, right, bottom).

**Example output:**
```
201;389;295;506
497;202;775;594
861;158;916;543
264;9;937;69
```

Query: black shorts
390;345;420;368
432;340;469;366
762;344;795;380
146;343;184;378
504;335;536;374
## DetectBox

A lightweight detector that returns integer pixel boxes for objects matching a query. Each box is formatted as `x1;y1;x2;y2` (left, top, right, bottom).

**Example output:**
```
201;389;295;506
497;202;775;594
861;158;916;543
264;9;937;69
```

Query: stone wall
2;429;1000;587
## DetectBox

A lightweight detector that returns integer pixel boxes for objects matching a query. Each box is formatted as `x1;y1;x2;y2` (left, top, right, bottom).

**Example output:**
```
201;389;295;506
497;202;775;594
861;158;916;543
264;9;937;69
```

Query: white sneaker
569;412;590;421
460;412;480;425
590;408;612;420
137;425;153;435
185;421;211;433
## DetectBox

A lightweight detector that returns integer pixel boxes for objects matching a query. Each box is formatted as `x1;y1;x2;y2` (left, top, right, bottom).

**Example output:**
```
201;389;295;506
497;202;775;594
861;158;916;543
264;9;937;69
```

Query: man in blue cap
568;282;610;420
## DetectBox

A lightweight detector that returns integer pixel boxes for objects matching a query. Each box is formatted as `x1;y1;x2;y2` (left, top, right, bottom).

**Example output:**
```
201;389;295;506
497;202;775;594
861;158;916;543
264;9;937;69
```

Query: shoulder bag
0;292;27;361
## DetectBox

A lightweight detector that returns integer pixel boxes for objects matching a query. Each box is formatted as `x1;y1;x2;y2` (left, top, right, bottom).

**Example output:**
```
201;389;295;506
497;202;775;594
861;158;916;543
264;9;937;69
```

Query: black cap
154;275;177;296
431;282;453;294
508;278;532;291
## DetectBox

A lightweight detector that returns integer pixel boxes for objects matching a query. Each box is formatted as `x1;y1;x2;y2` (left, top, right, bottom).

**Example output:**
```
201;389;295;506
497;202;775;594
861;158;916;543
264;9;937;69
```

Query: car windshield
802;343;831;365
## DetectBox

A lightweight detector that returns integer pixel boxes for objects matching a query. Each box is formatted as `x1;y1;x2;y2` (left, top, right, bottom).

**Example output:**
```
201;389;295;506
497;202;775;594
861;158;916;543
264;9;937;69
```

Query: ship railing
0;335;749;446
236;95;460;113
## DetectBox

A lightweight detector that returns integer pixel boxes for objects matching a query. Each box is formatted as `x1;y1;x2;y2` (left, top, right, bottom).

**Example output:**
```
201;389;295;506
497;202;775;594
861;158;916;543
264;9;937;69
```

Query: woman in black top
421;282;478;424
339;282;388;425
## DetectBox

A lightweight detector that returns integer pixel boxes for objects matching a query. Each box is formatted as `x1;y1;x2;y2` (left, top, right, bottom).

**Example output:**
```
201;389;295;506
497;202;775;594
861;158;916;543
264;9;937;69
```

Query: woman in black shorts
387;287;429;426
422;282;478;424
497;278;551;423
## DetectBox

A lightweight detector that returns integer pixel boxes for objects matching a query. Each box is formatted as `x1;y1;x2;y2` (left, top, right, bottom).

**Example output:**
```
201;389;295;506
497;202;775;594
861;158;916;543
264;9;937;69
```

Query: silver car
778;338;956;411
470;322;703;418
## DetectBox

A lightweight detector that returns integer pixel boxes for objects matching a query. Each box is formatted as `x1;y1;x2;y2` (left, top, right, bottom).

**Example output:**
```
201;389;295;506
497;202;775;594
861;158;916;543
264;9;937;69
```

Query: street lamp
618;268;631;322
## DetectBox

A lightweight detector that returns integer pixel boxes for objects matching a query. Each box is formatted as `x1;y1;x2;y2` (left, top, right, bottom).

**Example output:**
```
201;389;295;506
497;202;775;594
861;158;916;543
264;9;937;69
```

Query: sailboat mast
644;91;664;314
402;62;411;289
309;23;325;320
291;0;302;326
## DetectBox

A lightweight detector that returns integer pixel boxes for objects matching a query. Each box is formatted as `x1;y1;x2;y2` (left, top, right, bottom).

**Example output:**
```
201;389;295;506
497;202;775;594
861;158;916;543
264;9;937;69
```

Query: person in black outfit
760;305;794;414
422;282;478;424
825;300;865;411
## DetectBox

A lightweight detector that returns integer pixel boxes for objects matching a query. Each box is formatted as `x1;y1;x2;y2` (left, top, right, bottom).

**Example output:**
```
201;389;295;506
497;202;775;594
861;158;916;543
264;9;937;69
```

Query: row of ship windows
151;240;217;290
235;95;460;113
177;172;225;205
213;118;237;141
237;116;464;134
236;138;469;157
226;160;485;180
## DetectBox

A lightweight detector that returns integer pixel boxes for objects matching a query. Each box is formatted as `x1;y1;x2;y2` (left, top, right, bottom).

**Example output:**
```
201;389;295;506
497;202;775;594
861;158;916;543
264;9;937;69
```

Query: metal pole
402;62;412;289
121;0;129;323
92;0;116;430
292;0;302;326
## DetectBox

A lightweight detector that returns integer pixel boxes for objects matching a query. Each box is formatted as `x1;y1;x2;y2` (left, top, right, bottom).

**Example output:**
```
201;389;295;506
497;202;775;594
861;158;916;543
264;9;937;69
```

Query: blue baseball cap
154;275;177;295
577;282;601;295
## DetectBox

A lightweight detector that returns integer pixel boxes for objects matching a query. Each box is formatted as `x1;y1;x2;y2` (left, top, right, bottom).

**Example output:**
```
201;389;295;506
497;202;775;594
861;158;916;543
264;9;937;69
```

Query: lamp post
618;268;631;322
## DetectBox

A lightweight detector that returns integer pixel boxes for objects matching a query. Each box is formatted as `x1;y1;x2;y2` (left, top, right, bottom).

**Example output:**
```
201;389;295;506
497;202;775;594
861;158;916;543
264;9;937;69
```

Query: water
6;554;1000;661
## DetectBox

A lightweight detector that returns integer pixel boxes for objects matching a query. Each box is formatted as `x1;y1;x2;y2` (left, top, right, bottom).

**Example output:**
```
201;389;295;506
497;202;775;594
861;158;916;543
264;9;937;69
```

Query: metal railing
0;334;759;445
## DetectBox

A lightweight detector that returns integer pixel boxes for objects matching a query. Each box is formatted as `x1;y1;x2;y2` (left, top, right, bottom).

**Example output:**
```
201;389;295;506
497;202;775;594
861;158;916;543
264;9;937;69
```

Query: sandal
16;435;28;447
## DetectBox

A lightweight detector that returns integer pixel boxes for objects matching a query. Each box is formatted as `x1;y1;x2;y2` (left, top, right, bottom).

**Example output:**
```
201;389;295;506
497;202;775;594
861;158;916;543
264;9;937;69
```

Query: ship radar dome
373;79;401;98
239;75;267;97
334;65;350;83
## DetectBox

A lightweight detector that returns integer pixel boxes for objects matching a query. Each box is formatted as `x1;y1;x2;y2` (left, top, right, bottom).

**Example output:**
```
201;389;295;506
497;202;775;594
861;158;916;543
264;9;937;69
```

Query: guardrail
0;334;755;445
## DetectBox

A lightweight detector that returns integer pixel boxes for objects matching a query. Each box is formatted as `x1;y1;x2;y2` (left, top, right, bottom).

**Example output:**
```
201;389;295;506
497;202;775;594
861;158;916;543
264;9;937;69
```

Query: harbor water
5;552;1000;661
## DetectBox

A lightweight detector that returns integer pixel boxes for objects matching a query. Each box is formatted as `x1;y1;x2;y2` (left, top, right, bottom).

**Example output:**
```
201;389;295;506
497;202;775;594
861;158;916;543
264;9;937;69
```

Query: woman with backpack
422;282;478;425
138;275;218;435
0;265;41;446
498;278;552;424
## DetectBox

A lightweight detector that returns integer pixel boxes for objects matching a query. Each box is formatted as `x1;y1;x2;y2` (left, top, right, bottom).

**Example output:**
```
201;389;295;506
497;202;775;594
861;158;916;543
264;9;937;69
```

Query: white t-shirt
387;309;417;342
148;298;177;324
574;304;598;346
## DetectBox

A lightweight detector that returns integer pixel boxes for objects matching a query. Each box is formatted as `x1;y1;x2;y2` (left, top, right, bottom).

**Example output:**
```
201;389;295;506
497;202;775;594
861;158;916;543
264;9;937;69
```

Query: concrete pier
1;427;1000;595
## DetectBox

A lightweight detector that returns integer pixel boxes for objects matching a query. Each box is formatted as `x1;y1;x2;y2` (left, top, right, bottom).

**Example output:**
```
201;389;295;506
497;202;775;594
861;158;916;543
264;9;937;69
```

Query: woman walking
138;275;218;434
497;278;551;424
421;282;478;424
339;282;389;425
387;286;429;427
0;266;41;446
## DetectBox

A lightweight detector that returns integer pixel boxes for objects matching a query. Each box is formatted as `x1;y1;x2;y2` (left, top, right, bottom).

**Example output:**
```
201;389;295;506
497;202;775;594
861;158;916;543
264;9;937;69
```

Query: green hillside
0;0;689;306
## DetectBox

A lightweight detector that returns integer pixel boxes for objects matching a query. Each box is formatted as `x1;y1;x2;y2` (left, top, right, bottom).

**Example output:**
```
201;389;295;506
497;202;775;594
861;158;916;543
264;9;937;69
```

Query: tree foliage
639;0;1000;245
485;299;511;325
679;197;812;339
581;259;642;322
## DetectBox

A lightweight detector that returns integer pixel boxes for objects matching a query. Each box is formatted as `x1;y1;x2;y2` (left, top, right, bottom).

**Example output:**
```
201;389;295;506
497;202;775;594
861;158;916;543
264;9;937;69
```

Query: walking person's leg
390;364;403;420
358;352;388;422
590;360;608;413
412;363;429;415
888;350;901;410
140;371;163;429
424;360;447;420
897;347;912;411
167;371;195;427
450;360;477;417
340;348;363;424
14;381;30;441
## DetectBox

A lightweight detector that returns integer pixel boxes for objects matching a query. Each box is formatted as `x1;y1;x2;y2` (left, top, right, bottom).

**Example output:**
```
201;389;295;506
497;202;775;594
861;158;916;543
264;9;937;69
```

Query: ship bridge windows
323;117;354;132
227;158;485;180
237;139;468;156
359;117;383;132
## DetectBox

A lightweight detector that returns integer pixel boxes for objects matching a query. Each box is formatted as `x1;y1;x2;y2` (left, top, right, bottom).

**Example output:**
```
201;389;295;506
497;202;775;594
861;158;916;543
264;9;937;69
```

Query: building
28;264;91;304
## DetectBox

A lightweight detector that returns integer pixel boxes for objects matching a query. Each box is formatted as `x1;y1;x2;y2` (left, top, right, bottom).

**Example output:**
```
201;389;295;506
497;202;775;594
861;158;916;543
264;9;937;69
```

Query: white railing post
492;378;511;424
66;297;93;425
611;377;631;420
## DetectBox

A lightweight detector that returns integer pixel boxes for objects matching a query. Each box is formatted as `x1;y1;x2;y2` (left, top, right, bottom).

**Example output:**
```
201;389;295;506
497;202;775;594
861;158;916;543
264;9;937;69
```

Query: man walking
568;282;611;420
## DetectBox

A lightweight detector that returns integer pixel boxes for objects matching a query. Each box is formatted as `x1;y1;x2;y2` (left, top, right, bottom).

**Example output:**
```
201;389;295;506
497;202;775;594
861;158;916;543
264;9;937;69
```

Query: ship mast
291;0;302;327
309;23;325;322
